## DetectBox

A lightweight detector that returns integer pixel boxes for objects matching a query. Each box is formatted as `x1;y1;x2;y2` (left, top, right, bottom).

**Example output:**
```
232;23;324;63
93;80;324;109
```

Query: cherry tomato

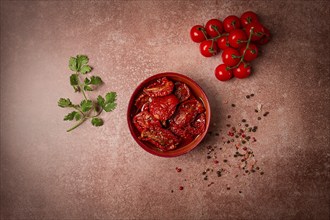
144;77;174;97
223;15;241;32
214;64;233;81
149;94;179;121
205;19;223;37
174;82;191;102
240;43;258;62
240;11;259;27
200;40;218;57
229;29;247;48
133;111;161;132
140;126;180;151
233;63;252;79
217;36;231;50
257;27;271;45
221;48;241;67
190;25;208;43
245;22;265;41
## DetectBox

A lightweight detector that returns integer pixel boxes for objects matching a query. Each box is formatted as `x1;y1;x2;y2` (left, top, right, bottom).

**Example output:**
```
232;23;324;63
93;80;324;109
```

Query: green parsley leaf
90;76;103;85
74;113;82;121
84;85;93;91
77;55;89;65
103;102;117;112
97;95;105;107
70;74;79;86
64;111;78;121
80;100;93;112
80;65;92;74
91;117;103;127
84;77;91;85
69;57;77;71
58;98;72;108
105;92;117;103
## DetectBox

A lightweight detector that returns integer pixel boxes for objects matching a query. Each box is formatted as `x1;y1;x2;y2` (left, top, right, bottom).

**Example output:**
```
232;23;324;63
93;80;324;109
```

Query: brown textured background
1;1;329;219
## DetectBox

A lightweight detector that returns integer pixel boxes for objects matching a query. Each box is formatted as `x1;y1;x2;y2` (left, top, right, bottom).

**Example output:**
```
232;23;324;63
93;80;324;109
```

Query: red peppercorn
176;167;182;172
179;186;184;190
214;160;219;164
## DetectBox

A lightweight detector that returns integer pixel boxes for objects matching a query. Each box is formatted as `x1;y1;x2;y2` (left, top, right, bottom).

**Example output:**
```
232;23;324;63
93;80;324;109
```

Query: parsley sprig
58;55;117;132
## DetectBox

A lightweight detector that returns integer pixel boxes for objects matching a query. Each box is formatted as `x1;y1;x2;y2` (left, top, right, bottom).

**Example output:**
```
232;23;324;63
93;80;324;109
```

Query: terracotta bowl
127;72;211;157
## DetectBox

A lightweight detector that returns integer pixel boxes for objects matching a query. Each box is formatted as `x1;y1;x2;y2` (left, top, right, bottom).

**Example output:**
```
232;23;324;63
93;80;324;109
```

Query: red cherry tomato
200;40;218;57
149;94;179;121
233;63;252;79
221;48;241;67
190;25;208;43
240;43;258;62
229;29;247;48
245;22;265;41
214;64;233;81
257;27;271;45
205;19;223;37
143;77;174;97
223;15;241;32
240;11;259;27
217;36;231;50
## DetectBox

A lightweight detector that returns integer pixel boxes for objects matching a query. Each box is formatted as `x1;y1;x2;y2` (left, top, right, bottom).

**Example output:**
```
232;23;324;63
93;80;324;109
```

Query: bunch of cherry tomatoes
190;11;271;81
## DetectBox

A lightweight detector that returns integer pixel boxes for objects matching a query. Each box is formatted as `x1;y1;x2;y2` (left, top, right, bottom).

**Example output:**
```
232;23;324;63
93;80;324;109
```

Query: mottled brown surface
1;1;329;219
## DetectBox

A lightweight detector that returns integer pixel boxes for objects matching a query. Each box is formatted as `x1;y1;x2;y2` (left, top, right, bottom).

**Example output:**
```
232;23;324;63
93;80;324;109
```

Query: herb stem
86;108;103;119
77;72;88;101
73;106;85;116
66;117;87;132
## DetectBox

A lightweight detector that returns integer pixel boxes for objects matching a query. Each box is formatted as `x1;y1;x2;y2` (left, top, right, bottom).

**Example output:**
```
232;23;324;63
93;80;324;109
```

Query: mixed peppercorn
172;93;269;193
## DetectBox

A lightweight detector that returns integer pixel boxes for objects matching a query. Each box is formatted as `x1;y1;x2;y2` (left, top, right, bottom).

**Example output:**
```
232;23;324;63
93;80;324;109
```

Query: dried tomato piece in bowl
135;93;149;111
140;126;180;151
143;77;174;97
188;113;206;135
133;111;161;133
170;98;205;127
174;82;191;102
149;94;179;121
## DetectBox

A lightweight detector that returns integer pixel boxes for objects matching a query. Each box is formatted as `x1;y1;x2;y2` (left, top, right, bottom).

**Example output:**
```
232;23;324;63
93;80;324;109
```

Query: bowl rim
127;72;211;157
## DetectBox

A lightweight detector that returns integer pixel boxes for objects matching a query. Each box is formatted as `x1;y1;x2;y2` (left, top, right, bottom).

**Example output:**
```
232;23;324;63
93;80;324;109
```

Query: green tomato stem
229;28;254;70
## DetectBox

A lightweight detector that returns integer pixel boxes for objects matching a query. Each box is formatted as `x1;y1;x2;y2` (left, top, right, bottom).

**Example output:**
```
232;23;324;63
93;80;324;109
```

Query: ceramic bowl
127;72;211;157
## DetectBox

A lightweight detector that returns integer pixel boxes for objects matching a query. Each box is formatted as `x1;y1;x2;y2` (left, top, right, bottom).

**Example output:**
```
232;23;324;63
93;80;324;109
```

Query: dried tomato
135;93;149;111
188;113;206;135
170;98;205;127
174;82;191;102
149;94;179;121
133;111;161;132
141;103;149;112
143;77;174;97
140;126;180;151
170;123;194;140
